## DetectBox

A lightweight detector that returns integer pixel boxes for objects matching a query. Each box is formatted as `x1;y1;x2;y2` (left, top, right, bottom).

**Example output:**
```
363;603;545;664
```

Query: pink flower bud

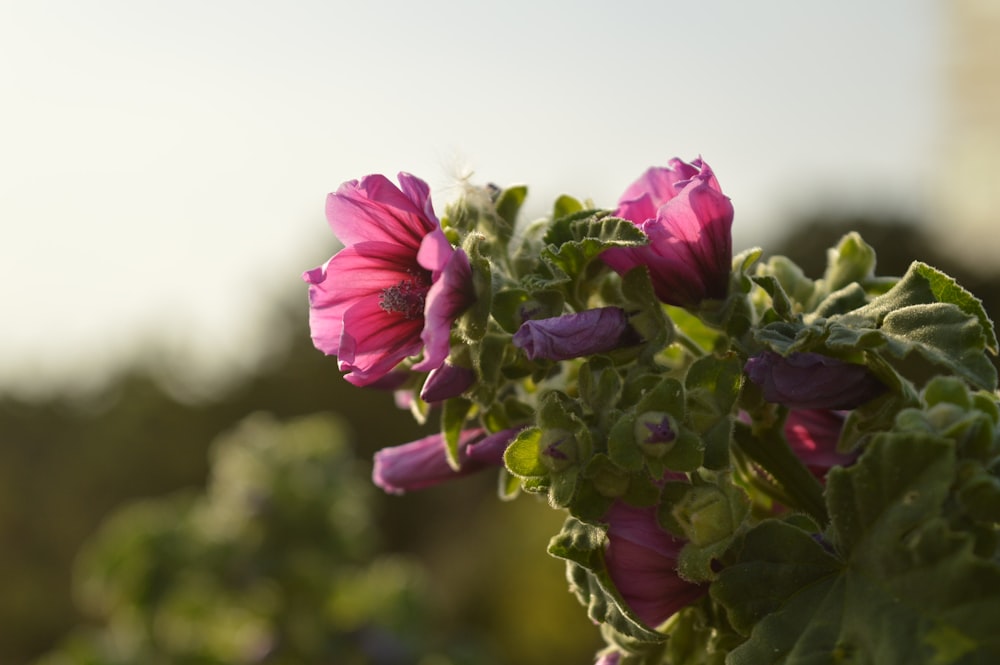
603;501;706;628
601;158;733;307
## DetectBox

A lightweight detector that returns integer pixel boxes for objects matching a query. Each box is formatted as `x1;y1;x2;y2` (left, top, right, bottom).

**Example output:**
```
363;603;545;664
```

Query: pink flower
601;158;733;307
603;501;706;628
303;173;474;386
784;409;855;480
372;427;522;495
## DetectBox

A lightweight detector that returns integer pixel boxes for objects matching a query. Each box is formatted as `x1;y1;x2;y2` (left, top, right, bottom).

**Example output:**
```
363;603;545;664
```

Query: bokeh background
2;0;998;663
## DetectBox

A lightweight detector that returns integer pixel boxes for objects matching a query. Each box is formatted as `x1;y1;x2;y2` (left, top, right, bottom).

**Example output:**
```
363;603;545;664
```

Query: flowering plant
305;160;1000;664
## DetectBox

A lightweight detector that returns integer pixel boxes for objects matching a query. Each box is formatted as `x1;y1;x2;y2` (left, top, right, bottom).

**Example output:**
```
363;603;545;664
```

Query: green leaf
711;520;841;635
733;421;827;525
542;212;648;279
684;353;743;470
817;232;877;297
494;184;527;227
503;427;547;478
548;517;667;644
913;262;997;355
553;194;584;220
441;397;473;469
716;431;1000;664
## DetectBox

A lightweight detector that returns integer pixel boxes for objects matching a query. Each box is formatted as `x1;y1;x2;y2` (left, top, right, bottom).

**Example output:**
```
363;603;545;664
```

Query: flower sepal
657;471;751;584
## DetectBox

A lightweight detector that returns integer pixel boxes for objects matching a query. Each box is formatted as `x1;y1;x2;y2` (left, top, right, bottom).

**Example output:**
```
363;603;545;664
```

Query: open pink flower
601;158;733;307
303;173;474;386
603;501;706;628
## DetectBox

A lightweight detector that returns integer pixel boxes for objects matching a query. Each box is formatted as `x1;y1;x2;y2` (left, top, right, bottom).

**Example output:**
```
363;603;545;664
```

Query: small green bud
925;403;967;432
634;411;678;458
672;486;733;547
591;465;630;498
539;429;578;472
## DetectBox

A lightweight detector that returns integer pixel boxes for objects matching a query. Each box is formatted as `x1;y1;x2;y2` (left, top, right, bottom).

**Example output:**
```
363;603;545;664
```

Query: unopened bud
671;486;733;546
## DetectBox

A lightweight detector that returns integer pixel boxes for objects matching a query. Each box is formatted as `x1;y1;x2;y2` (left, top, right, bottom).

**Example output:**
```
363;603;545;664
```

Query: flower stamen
379;272;431;320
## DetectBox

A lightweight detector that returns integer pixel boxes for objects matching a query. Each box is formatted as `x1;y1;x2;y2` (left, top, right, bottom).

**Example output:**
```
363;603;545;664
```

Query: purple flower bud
372;427;520;494
745;351;886;410
512;307;638;361
419;362;476;403
603;501;706;628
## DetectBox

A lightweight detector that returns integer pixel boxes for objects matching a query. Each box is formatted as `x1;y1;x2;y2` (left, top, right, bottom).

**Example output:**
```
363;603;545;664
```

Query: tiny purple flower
372;427;521;495
601;158;733;307
603;501;706;628
512;307;638;361
745;351;886;410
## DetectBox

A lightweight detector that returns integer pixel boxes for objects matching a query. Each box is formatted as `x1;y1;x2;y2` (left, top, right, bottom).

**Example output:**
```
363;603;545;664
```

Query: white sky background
1;0;939;395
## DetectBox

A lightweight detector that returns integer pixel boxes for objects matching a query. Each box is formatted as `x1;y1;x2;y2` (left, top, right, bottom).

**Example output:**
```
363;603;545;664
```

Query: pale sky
1;0;940;395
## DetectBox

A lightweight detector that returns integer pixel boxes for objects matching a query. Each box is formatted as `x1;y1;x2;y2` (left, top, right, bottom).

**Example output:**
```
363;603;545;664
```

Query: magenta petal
604;501;706;628
420;362;475;402
338;298;425;386
413;247;474;372
416;227;454;278
784;409;854;479
325;173;437;250
303;241;422;356
616;160;701;222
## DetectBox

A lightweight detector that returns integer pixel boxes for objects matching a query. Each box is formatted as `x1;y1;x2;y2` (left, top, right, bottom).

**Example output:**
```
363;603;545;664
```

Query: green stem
732;421;828;525
674;328;708;358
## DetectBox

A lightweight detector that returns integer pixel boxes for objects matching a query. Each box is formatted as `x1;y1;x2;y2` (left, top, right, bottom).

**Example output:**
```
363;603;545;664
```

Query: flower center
379;272;431;320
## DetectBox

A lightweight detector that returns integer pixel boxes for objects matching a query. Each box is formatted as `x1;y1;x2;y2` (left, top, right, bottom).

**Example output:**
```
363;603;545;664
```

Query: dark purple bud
512;307;638;361
372;427;521;495
419;362;476;402
745;351;886;410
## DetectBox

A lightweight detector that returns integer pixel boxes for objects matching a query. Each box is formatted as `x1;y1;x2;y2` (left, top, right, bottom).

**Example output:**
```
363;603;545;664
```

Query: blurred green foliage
35;413;444;664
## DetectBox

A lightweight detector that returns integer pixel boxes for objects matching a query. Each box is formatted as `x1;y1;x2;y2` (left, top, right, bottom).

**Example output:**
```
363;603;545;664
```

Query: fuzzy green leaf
716;431;1000;664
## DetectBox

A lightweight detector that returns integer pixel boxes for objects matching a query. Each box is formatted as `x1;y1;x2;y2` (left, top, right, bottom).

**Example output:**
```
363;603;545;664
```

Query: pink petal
337;297;424;386
303;241;424;356
413;247;474;372
416;227;454;278
616;159;700;221
325;173;437;250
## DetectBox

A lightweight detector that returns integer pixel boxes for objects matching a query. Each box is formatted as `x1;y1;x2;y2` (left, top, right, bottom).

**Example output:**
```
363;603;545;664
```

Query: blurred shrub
34;413;472;665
